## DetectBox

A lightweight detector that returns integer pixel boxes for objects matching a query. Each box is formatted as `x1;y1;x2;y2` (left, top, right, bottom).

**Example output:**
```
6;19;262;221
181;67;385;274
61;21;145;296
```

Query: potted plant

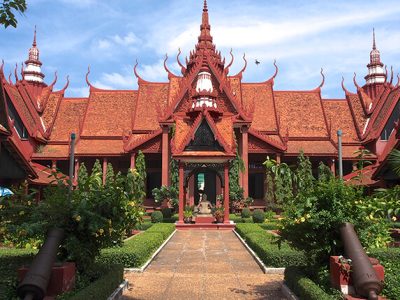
183;206;193;224
214;206;225;223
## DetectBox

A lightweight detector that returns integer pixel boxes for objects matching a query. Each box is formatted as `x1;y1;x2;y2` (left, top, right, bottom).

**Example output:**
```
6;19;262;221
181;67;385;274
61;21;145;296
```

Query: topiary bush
151;211;163;223
252;209;265;223
161;207;172;219
241;208;251;218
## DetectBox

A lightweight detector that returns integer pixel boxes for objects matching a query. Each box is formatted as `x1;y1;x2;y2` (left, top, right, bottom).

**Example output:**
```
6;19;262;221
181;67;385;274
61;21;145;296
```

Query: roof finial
33;25;37;47
203;0;208;12
372;28;376;50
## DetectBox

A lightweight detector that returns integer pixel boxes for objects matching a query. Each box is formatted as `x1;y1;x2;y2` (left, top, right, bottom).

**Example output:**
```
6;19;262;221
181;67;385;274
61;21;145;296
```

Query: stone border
281;283;299;300
107;279;129;300
124;229;177;273
233;229;285;274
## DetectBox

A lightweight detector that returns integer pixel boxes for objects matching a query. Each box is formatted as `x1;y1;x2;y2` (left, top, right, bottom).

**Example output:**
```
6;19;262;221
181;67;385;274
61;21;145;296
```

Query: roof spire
198;0;213;48
33;25;37;47
24;26;45;84
372;28;376;50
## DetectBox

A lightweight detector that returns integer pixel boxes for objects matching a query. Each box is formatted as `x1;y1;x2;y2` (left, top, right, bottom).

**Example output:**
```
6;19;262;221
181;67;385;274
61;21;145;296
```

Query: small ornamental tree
294;151;314;196
135;150;146;197
263;156;276;209
229;152;244;206
317;161;333;182
105;162;115;186
92;159;102;178
77;162;88;189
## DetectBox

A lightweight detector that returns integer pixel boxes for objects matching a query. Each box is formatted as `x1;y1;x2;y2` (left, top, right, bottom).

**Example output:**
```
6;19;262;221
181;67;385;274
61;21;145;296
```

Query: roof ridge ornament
233;53;247;78
0;59;4;78
353;72;361;89
341;76;350;94
318;68;325;89
177;48;187;75
163;54;179;78
372;27;376;50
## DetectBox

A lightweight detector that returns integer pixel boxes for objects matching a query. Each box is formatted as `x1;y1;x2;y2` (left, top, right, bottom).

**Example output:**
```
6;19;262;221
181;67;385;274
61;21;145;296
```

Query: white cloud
137;60;169;82
113;32;139;46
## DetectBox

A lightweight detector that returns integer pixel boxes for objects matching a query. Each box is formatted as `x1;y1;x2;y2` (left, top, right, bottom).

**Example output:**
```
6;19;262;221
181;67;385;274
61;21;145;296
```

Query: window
380;100;400;140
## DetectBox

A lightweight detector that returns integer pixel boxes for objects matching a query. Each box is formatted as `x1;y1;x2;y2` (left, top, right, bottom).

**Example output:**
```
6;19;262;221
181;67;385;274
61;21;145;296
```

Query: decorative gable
185;119;224;151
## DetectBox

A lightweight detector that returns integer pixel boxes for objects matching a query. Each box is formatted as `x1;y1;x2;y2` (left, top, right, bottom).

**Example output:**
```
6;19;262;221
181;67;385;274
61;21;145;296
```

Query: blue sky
1;0;400;98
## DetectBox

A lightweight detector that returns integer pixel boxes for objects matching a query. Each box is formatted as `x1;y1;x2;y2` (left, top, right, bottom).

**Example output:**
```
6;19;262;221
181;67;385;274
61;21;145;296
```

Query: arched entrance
185;167;223;206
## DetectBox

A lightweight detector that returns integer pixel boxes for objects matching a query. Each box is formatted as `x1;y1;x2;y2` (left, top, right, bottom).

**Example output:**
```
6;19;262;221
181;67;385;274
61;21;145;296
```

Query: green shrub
369;248;400;300
241;208;251;218
161;207;172;219
264;210;275;220
99;224;174;268
236;224;306;267
284;266;334;300
151;211;163;223
259;222;279;230
133;223;153;231
0;248;37;299
59;263;123;300
252;209;265;223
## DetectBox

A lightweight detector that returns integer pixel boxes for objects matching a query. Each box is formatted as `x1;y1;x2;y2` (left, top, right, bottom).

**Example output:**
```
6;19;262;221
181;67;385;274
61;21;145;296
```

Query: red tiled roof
29;162;66;185
322;99;359;143
81;90;137;137
50;98;88;141
75;139;125;155
343;164;380;186
41;93;62;130
346;92;368;138
286;140;336;156
32;144;70;158
242;82;277;132
274;91;328;137
133;83;168;130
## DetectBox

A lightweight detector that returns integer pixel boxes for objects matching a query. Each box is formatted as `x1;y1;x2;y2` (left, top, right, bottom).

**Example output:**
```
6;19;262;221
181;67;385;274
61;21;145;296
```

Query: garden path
122;230;286;300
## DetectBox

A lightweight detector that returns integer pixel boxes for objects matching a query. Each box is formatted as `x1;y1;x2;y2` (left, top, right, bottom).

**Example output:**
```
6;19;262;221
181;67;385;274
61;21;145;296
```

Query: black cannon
340;222;383;300
17;228;64;300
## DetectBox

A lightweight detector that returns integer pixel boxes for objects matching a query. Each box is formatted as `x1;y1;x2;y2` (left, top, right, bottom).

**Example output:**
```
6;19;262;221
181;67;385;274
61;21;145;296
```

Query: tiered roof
1;1;399;185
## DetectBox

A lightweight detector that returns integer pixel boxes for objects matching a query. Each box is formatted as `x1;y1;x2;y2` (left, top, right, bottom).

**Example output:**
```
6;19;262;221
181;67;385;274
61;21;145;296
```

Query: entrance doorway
194;171;217;205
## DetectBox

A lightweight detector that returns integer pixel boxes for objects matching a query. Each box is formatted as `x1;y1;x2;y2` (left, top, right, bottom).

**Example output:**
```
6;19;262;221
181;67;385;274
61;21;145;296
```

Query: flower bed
235;224;306;267
98;223;175;268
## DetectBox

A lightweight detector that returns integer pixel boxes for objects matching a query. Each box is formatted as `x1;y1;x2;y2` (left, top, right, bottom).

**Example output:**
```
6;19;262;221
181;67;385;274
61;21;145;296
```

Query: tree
105;162;115;186
135;150;146;197
388;148;400;177
1;0;27;28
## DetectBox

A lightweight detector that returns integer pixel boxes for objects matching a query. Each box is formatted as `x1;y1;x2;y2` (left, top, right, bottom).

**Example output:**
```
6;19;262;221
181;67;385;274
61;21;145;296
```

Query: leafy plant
229;151;244;204
0;0;27;28
152;185;178;208
388;149;400;177
241;207;251;218
151;211;163;223
252;209;265;223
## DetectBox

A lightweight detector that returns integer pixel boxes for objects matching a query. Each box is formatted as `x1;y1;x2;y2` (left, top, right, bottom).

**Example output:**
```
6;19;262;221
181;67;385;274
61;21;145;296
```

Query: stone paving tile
122;230;286;300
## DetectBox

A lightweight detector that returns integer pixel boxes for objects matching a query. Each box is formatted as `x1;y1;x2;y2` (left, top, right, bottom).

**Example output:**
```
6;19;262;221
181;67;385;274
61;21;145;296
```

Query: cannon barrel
17;228;64;300
340;222;382;300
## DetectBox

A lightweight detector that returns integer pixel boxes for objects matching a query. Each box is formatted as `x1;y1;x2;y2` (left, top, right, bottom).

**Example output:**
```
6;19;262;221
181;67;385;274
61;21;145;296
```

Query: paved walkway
122;230;286;300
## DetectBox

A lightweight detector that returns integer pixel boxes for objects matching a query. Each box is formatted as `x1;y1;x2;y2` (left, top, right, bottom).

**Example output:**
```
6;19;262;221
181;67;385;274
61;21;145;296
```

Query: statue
197;193;212;215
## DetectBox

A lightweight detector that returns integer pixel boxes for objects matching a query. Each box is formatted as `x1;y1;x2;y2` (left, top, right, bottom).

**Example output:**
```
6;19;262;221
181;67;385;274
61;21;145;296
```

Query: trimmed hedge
133;222;153;231
0;248;37;299
369;247;400;300
236;224;306;267
284;266;334;300
241;208;251;218
59;263;123;300
259;222;279;230
99;223;175;268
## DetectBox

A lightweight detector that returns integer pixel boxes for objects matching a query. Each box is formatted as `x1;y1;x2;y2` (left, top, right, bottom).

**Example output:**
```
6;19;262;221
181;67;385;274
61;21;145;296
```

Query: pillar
51;160;57;171
178;162;184;224
130;153;136;169
242;126;249;198
276;153;281;164
162;126;169;186
188;175;195;207
102;158;108;185
74;159;79;185
224;162;230;224
238;131;243;188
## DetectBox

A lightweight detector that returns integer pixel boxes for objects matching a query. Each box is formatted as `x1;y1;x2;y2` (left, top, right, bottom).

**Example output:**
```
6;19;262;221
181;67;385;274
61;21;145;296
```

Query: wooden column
224;162;230;224
238;131;243;188
74;159;79;185
189;175;195;207
130;153;136;169
102;158;108;185
162;126;169;186
242;126;249;198
178;162;184;224
51;160;57;171
276;154;281;164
